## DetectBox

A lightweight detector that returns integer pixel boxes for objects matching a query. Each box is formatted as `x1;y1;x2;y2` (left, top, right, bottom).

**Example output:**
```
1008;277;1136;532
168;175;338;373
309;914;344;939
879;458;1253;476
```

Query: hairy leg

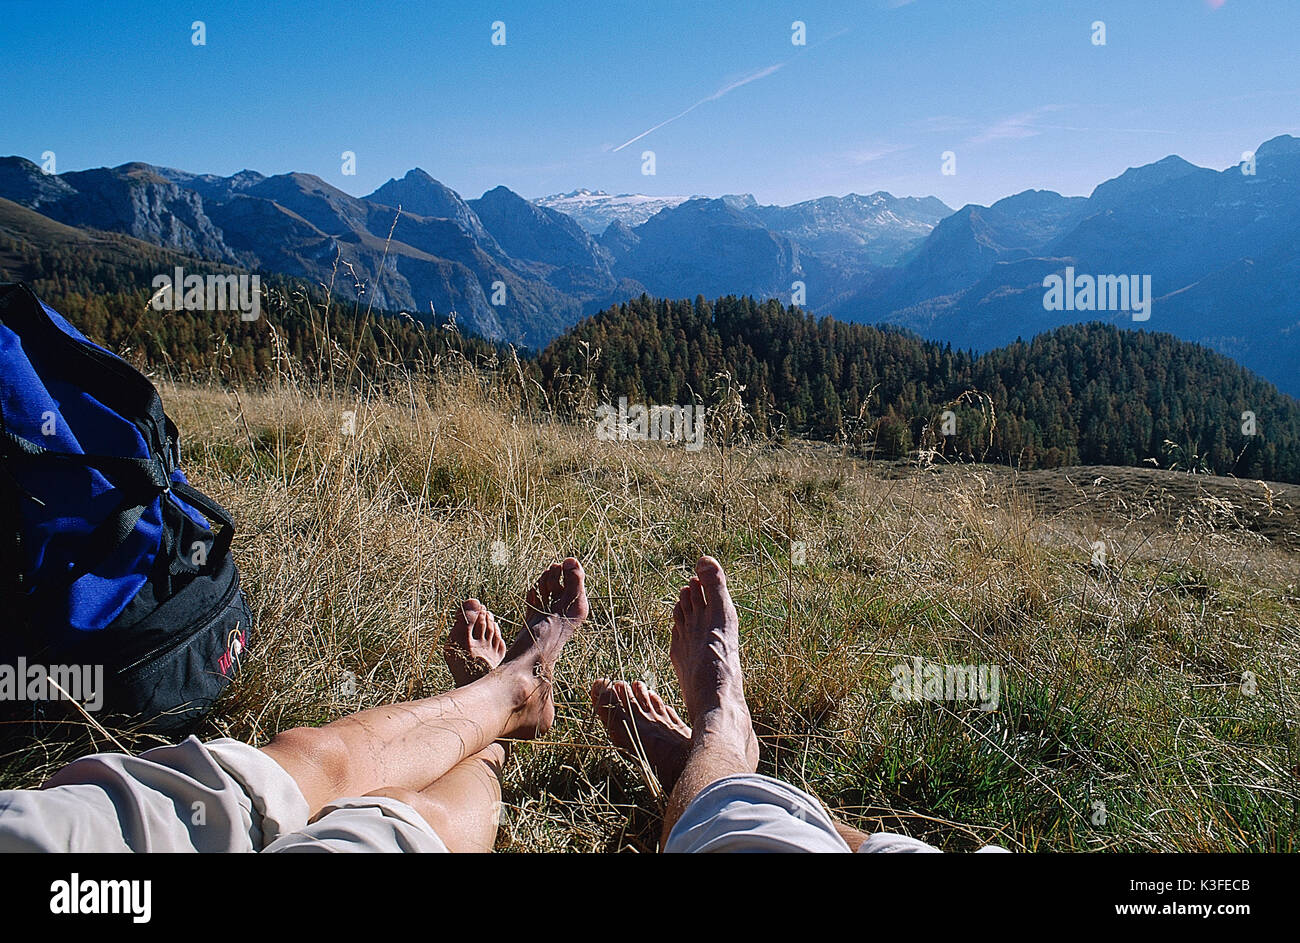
659;556;760;845
592;669;868;851
835;822;869;852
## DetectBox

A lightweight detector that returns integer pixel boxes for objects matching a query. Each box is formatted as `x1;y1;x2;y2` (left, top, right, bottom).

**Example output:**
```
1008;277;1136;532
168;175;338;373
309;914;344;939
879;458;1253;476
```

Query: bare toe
539;563;563;605
591;677;692;793
666;556;756;768
445;599;502;686
645;687;672;720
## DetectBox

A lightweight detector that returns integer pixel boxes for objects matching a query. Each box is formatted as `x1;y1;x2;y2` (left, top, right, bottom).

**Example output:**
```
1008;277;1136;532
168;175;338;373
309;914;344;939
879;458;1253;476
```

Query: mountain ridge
1;136;1297;394
826;134;1300;394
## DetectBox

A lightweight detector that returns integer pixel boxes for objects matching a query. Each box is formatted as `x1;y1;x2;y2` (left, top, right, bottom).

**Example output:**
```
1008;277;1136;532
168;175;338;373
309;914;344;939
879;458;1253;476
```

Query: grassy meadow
4;339;1298;853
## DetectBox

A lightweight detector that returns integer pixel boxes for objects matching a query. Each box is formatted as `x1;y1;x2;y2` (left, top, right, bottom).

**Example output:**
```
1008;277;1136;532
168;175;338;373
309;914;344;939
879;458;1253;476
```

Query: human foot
670;556;759;768
499;558;589;738
591;679;692;792
444;599;507;687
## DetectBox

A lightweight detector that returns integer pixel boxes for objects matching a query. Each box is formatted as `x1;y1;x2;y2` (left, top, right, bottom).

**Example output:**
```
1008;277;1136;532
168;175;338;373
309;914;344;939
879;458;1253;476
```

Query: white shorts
664;773;1010;853
1;740;1007;854
0;736;447;853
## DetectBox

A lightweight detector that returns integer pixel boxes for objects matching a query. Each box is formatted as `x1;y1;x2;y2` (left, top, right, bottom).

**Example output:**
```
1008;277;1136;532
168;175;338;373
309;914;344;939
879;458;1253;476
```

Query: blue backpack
0;282;250;734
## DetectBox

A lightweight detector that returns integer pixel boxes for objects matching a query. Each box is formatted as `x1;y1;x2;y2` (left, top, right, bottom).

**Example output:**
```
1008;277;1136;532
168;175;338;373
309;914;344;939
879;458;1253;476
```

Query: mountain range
0;135;1296;394
828;136;1300;394
0;156;950;349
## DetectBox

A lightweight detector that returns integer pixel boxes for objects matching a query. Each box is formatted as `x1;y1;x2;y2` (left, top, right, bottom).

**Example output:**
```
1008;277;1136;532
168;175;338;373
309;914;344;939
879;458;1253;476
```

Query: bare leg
375;597;511;853
366;743;507;853
835;822;869;851
442;598;509;687
592;673;869;850
659;556;760;845
261;559;588;817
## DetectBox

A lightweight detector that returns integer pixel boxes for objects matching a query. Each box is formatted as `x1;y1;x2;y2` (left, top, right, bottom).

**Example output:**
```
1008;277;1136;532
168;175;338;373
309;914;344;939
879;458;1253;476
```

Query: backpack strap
0;427;172;592
0;283;175;474
0;427;172;489
169;480;236;562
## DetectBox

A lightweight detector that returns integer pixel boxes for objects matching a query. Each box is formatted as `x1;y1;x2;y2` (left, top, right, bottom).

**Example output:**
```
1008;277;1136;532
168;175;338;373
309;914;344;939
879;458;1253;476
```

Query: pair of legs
260;554;868;851
592;555;870;850
260;558;588;853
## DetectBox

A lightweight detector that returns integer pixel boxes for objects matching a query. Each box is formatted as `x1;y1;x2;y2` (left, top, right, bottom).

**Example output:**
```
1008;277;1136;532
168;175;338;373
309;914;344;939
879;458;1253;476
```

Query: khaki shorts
1;741;1008;853
663;773;1011;853
0;736;447;853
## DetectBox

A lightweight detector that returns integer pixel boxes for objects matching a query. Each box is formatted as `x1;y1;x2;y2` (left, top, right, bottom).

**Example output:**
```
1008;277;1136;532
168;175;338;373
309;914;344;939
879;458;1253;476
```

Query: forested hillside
5;201;1297;484
538;295;1300;482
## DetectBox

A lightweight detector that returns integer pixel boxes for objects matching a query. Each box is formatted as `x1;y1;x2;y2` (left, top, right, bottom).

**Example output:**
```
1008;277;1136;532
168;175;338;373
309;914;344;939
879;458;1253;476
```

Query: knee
266;726;353;797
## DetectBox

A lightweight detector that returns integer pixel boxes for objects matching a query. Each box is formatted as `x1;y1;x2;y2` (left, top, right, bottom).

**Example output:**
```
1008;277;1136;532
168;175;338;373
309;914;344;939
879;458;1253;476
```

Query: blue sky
1;0;1296;209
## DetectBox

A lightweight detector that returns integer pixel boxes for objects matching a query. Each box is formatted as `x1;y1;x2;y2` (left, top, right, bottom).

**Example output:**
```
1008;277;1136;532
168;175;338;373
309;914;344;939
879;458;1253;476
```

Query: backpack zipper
113;563;243;680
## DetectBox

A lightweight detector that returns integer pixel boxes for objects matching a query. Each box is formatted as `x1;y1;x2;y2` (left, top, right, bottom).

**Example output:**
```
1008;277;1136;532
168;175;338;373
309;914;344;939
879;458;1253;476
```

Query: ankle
496;660;543;706
685;680;747;722
695;703;753;747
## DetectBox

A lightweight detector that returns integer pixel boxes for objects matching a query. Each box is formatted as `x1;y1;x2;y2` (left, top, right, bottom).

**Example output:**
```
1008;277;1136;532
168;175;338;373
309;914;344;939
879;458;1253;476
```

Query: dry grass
169;357;1300;852
5;352;1298;852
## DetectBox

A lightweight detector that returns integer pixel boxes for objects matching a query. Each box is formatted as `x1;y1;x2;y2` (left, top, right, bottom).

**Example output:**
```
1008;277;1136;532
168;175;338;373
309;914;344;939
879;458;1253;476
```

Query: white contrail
610;26;853;153
611;63;785;152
